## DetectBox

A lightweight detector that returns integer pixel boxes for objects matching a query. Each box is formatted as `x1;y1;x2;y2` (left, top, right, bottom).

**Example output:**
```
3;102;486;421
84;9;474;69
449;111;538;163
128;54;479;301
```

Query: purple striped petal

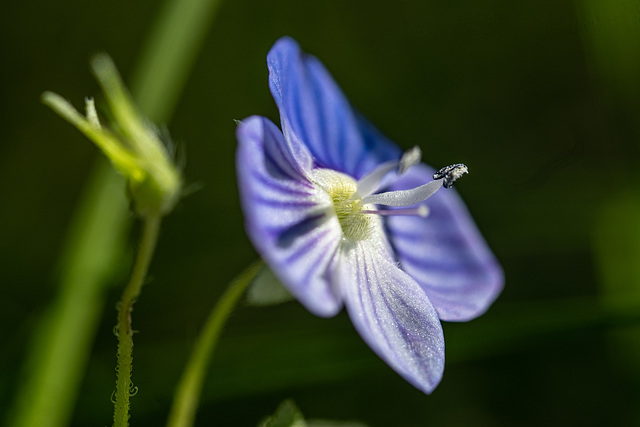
384;164;504;321
267;37;400;179
236;116;343;317
339;238;445;394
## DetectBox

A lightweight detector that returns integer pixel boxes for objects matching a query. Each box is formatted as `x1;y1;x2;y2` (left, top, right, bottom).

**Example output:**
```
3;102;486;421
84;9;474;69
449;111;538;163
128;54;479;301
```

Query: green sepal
259;400;369;427
42;54;182;218
246;265;294;307
259;400;307;427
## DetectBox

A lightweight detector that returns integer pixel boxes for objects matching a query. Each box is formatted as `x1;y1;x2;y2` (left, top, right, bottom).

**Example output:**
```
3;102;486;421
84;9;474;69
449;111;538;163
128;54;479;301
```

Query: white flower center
311;169;375;241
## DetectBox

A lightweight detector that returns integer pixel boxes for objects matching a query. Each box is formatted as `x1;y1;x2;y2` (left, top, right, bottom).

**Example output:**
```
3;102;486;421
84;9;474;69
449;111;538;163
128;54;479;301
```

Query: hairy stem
113;216;162;427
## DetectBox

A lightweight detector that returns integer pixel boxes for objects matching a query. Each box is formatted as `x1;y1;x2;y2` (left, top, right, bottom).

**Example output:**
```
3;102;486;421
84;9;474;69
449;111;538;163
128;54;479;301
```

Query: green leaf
259;400;307;427
307;421;368;427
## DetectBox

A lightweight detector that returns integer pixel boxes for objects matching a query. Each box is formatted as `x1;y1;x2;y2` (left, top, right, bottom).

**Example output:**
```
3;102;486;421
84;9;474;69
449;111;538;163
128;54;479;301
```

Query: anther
433;163;468;188
398;146;422;174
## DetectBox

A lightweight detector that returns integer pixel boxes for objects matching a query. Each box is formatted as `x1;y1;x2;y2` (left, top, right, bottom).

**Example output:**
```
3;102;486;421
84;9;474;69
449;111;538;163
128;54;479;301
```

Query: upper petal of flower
236;116;343;317
384;164;504;321
339;238;445;394
267;37;400;179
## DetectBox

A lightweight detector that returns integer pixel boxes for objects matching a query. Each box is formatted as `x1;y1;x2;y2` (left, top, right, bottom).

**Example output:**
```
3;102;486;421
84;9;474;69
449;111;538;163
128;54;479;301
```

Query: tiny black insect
433;163;468;188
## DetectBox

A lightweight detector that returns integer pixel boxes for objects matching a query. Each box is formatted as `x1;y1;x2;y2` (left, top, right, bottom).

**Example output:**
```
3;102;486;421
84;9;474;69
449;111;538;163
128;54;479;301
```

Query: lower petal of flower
338;238;445;394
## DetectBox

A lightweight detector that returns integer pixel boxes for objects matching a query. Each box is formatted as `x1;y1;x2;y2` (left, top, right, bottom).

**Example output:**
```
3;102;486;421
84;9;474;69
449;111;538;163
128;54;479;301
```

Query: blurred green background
2;0;640;426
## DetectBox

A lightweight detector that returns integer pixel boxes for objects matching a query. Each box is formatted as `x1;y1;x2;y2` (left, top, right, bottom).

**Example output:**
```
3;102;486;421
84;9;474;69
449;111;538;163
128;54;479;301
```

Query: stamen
354;160;397;199
354;146;423;199
433;163;468;188
361;204;429;218
361;179;443;207
398;146;422;174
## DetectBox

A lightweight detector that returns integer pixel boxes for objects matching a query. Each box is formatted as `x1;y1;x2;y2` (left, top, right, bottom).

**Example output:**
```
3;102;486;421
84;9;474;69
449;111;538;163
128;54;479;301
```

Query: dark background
2;0;640;426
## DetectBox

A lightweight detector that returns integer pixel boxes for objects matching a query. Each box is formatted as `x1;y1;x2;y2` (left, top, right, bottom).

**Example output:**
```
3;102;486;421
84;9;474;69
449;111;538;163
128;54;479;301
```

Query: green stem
166;261;263;427
114;215;162;427
8;0;224;424
7;163;129;427
130;0;223;122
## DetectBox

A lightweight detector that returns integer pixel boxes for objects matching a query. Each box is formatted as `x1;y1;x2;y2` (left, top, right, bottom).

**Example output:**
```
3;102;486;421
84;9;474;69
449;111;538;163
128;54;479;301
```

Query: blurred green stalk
8;0;224;425
7;163;128;427
166;262;263;427
577;0;640;102
131;0;224;123
593;193;640;377
577;1;640;421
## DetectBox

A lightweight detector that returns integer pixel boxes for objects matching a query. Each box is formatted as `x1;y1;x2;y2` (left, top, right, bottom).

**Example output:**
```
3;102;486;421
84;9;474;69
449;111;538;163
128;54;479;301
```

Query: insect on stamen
433;163;468;188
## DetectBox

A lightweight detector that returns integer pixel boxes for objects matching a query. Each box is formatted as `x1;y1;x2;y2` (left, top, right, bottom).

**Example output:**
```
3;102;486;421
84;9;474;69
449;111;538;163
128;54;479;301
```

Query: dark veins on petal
276;212;330;248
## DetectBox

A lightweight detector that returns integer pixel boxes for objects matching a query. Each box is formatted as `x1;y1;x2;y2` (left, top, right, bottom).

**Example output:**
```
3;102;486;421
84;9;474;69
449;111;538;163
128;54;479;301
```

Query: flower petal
236;116;343;317
338;238;445;394
384;164;504;321
267;37;400;179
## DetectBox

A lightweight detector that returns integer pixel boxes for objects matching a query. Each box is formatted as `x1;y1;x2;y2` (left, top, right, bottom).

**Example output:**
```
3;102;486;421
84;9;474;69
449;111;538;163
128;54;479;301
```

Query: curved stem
113;215;162;427
166;261;263;427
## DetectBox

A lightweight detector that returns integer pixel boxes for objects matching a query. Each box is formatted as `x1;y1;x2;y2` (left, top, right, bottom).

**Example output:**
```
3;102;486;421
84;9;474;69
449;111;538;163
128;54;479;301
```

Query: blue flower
236;37;503;393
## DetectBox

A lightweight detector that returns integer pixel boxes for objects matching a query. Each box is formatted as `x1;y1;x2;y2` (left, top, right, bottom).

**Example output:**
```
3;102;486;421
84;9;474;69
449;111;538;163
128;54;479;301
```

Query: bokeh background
2;0;640;426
